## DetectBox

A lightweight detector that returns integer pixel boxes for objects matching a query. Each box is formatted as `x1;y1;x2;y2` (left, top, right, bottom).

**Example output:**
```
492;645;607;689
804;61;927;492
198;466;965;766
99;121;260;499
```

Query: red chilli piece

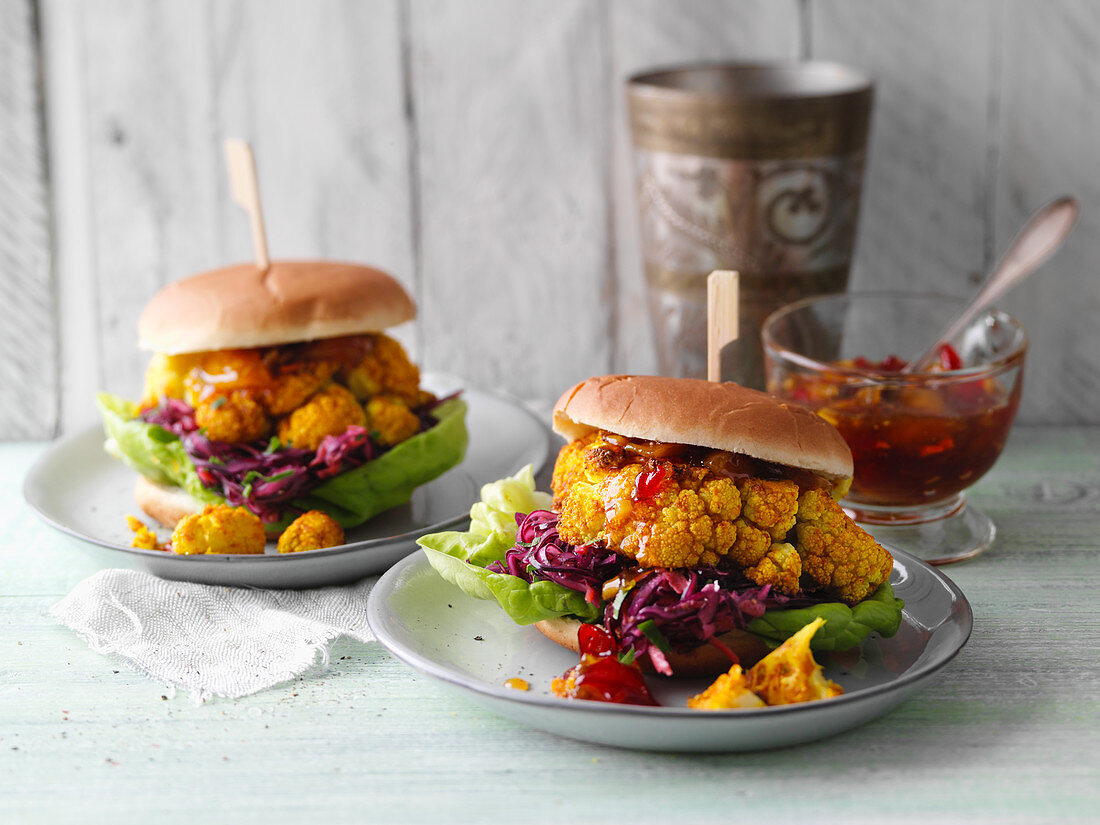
879;354;908;373
577;623;617;658
633;462;670;502
938;343;964;371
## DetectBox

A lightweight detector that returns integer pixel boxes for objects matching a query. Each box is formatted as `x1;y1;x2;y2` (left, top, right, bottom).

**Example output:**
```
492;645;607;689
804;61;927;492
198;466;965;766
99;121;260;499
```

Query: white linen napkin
51;569;375;699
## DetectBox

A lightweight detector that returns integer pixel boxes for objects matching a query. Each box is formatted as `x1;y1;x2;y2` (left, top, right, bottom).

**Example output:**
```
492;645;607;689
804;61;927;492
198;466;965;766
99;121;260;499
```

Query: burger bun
134;476;203;530
553;374;853;482
134;477;283;537
138;260;415;354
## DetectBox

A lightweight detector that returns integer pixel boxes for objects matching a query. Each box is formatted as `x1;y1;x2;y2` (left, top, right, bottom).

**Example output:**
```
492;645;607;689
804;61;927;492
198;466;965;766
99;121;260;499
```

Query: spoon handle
906;196;1079;373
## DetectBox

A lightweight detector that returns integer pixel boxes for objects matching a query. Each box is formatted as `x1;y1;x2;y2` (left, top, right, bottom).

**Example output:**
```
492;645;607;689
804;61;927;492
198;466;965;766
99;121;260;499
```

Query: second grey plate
24;376;550;588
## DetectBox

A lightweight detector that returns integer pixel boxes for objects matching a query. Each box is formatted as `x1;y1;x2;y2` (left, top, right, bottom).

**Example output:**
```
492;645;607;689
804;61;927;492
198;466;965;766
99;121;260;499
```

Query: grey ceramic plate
368;548;972;752
24;376;550;589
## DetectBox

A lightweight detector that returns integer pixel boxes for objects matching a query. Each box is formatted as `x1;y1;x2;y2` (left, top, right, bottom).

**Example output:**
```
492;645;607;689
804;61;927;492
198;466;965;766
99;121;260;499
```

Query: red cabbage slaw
488;509;806;674
140;397;441;524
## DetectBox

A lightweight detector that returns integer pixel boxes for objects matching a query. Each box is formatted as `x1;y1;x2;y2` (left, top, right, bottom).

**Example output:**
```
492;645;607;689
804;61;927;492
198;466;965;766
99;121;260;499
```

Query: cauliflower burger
98;261;467;536
419;375;902;677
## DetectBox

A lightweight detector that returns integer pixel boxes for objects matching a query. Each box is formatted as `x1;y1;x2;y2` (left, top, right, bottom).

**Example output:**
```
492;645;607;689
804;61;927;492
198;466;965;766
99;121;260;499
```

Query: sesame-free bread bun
553;374;853;481
134;476;204;530
138;261;415;354
134;477;284;537
534;617;773;676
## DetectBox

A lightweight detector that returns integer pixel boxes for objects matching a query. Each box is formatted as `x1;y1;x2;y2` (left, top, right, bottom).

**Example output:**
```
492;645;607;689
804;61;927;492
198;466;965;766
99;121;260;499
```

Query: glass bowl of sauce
762;292;1027;564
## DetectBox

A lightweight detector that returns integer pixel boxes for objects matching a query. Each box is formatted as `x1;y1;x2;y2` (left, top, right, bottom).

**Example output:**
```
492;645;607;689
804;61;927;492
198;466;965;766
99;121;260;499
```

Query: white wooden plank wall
0;0;56;439
408;0;613;397
993;0;1100;424
7;0;1100;440
608;0;803;378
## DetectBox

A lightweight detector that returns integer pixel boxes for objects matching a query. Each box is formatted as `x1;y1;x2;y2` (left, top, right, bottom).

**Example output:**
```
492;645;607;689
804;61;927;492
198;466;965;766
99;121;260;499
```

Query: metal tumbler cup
627;62;873;388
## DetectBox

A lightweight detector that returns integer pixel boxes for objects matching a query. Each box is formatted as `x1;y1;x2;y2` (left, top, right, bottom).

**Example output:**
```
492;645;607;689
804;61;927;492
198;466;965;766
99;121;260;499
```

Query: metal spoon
904;195;1079;373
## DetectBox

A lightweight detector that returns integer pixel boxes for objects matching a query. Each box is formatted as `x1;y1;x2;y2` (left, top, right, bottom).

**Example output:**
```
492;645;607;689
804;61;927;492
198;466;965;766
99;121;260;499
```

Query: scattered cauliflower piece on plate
127;515;164;551
689;617;842;710
170;504;266;555
278;510;345;554
687;665;766;710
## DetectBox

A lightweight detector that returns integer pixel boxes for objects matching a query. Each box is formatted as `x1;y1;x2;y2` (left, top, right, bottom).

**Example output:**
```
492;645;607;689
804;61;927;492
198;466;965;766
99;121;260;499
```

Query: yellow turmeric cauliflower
170;505;266;555
195;392;271;443
687;665;766;709
795;489;893;604
365;395;420;446
552;433;891;602
141;352;202;406
277;510;345;554
744;542;802;595
746;617;843;705
343;334;420;405
740;478;799;539
557;460;740;569
690;617;842;709
182;349;270;408
277;384;366;450
127;515;163;551
550;434;592;499
262;361;335;416
554;438;803;593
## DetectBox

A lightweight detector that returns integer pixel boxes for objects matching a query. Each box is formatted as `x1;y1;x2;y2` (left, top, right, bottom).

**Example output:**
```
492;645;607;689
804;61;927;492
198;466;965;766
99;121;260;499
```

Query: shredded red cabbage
488;509;825;675
487;511;622;604
608;568;792;675
140;399;399;523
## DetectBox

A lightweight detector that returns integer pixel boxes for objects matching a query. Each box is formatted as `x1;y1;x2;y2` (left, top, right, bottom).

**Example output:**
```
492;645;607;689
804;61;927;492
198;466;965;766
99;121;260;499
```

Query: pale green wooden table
3;427;1098;824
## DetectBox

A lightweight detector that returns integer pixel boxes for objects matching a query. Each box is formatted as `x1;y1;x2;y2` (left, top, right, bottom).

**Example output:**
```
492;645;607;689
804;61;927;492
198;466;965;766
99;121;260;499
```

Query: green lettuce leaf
468;464;552;539
419;531;600;624
747;582;904;650
97;393;222;507
419;468;905;650
291;398;468;528
96;393;468;529
419;467;599;624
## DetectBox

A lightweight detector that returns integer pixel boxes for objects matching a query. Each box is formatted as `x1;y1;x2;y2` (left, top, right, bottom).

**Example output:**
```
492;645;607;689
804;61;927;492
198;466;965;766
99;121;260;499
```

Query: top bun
138;261;415;353
553;374;853;481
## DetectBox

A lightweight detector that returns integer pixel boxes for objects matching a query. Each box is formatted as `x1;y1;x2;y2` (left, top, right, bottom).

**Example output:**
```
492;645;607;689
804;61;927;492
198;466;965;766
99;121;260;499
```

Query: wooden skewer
224;139;271;274
707;270;739;383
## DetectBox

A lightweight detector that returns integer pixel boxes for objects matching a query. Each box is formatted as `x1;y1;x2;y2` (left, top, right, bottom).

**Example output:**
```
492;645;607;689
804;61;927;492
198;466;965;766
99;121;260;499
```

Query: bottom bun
135;476;285;537
134;476;203;530
534;617;773;677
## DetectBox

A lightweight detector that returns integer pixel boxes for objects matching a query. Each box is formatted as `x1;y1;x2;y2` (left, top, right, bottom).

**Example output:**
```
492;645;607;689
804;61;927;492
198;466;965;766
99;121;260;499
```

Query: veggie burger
420;374;901;676
99;261;467;535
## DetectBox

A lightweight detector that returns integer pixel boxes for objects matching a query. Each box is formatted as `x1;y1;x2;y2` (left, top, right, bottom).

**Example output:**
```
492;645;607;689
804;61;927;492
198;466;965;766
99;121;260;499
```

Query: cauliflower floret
550;434;595;503
195;392;271;443
724;518;771;567
553;438;801;592
262;360;335;416
744;542;802;594
690;618;842;710
277;384;366;450
687;665;766;709
739;478;799;539
746;617;843;705
795;489;893;604
170;505;266;555
183;349;270;407
127;515;164;551
343;334;420;405
365;395;420;446
141;352;202;406
557;460;743;569
552;436;854;600
277;510;345;554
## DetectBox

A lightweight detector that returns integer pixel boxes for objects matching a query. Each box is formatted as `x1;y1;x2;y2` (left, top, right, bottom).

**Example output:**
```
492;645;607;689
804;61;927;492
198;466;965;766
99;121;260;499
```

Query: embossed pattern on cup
627;63;873;387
